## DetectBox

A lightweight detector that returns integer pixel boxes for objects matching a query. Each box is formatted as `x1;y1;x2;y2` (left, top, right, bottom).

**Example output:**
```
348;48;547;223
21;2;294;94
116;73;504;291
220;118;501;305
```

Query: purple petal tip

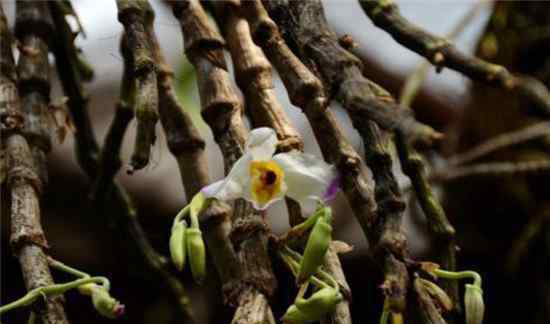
114;304;125;317
323;174;341;202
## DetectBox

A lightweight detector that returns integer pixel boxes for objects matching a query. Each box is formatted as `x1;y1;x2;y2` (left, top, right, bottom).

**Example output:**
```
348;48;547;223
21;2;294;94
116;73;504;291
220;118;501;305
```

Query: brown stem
171;1;277;321
359;0;550;118
1;4;70;323
145;3;244;305
116;0;159;172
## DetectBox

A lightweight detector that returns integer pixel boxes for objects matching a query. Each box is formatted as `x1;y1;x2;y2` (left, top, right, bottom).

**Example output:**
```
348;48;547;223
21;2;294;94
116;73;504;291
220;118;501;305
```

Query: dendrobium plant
201;127;340;212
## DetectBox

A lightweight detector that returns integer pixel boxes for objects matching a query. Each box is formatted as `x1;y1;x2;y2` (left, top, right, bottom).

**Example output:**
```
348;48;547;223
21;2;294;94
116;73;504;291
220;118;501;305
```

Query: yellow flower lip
249;160;285;208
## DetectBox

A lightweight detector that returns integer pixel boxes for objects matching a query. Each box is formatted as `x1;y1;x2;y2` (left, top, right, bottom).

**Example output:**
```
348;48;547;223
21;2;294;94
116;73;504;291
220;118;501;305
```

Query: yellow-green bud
281;305;311;324
282;287;342;323
464;284;484;324
295;287;342;317
298;209;332;283
90;286;125;319
77;283;98;296
186;228;206;284
170;221;187;271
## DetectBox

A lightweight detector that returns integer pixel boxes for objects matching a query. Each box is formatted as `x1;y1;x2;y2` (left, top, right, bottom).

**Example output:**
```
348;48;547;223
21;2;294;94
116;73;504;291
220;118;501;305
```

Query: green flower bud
186;228;206;284
295;287;342;317
464;284;484;324
170;221;187;271
281;305;311;324
77;283;97;296
298;209;332;283
282;287;342;323
90;286;125;319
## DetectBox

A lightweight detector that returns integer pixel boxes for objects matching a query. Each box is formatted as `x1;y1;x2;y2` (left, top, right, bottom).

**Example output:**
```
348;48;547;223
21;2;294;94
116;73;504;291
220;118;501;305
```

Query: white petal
272;151;340;213
201;153;252;202
246;127;278;161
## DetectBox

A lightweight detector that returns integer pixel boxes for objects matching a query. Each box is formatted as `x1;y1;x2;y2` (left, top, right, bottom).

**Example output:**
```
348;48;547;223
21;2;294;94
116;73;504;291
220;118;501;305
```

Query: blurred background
3;1;549;323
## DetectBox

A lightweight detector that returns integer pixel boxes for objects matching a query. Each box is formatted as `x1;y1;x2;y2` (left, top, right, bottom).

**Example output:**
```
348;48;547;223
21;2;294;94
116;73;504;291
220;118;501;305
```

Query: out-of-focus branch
172;1;277;322
263;0;441;149
448;121;550;166
1;4;70;323
49;2;196;320
116;0;159;172
48;1;99;177
359;0;550;118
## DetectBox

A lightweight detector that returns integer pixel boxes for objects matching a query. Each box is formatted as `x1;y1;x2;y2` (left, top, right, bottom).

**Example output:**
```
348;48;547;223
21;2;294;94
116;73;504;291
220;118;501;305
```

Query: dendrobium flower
202;127;340;211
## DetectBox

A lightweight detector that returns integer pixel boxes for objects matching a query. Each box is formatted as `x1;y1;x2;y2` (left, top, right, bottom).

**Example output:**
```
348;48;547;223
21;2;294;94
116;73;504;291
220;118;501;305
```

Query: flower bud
464;284;484;324
77;283;97;296
281;305;310;324
170;221;187;271
298;209;332;283
186;228;206;284
90;286;125;319
295;287;342;317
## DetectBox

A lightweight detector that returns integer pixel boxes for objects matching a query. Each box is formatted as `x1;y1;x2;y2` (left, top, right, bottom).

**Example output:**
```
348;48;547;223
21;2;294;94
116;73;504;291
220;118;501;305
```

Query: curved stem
434;269;482;287
0;277;108;315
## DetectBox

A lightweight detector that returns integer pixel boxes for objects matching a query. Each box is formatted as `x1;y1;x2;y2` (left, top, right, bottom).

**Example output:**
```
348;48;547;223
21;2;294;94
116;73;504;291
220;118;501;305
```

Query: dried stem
116;0;159;172
263;0;441;149
1;4;70;323
90;35;134;203
172;1;277;321
359;0;550;117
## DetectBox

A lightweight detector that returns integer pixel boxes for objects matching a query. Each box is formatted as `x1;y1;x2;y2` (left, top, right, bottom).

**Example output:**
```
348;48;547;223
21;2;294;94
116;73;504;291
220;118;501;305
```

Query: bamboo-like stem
210;1;305;227
144;3;243;305
359;0;550;118
1;4;70;323
48;1;99;177
171;1;276;321
116;0;159;172
263;0;441;150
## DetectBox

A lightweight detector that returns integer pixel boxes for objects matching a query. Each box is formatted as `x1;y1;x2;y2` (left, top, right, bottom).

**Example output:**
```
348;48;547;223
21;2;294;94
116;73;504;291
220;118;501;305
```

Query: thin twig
430;159;550;184
448;121;550;166
360;0;550;117
1;4;70;323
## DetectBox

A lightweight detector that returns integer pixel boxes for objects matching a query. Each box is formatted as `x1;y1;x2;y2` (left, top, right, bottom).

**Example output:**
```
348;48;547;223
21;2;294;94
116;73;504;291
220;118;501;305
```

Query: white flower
202;127;340;212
